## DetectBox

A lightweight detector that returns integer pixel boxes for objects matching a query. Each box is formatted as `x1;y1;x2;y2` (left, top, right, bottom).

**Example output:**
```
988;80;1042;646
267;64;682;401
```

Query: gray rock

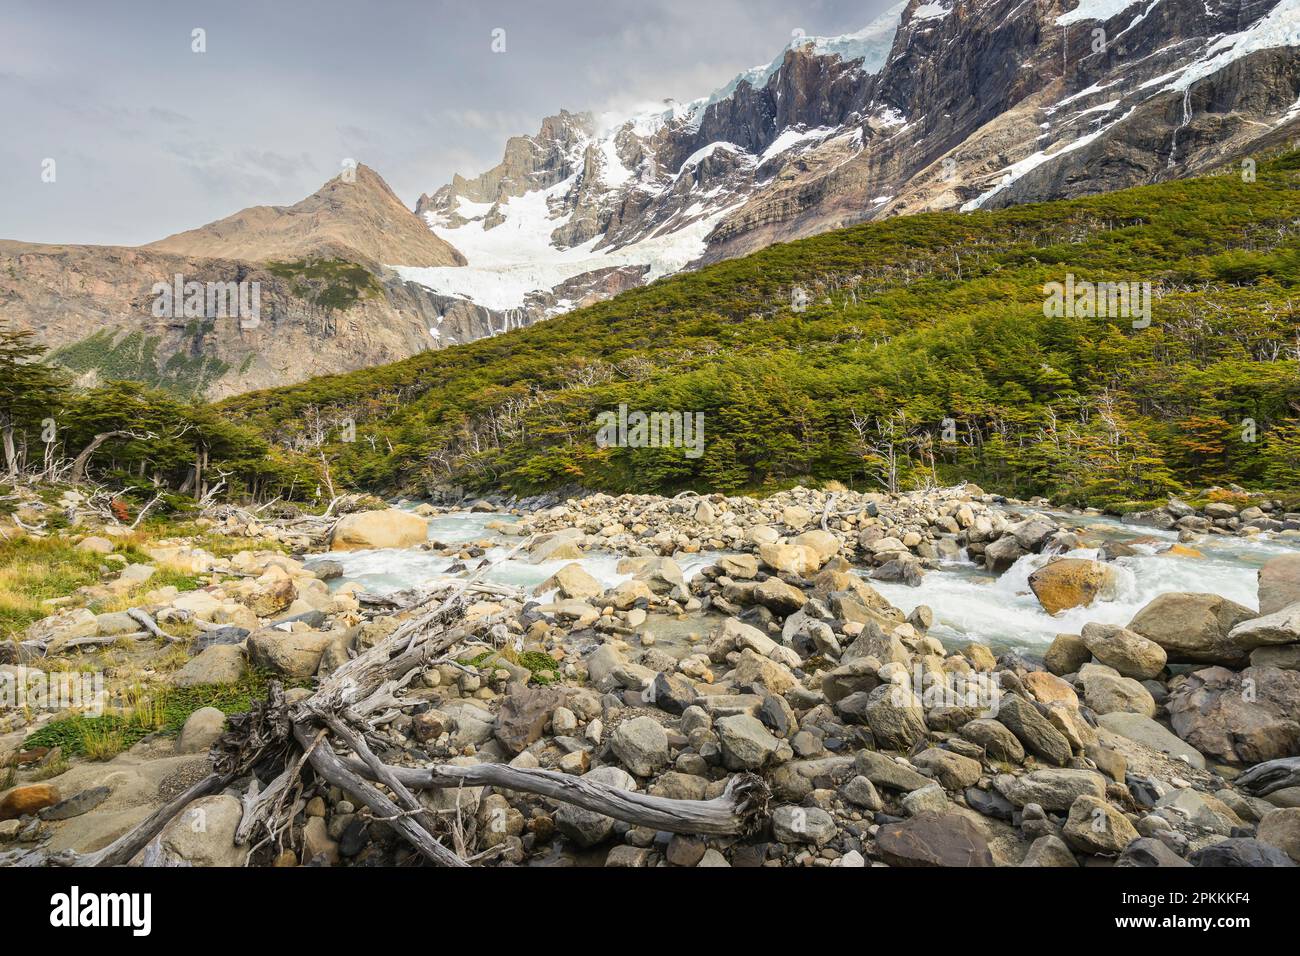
772;805;837;845
555;766;637;847
994;693;1072;765
1096;712;1206;769
176;707;227;755
1020;835;1078;867
716;714;779;771
1116;837;1191;867
1189;838;1296;867
611;716;670;776
995;768;1107;813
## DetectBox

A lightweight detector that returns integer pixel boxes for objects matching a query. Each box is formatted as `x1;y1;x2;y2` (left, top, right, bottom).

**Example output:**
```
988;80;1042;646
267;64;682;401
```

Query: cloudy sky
0;0;895;246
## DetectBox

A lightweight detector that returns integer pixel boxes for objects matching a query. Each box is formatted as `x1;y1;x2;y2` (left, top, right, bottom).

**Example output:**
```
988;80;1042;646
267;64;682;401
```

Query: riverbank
2;483;1299;867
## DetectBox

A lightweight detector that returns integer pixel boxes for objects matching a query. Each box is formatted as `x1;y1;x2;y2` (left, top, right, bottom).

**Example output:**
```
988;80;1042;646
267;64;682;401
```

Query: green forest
215;151;1300;508
7;150;1300;510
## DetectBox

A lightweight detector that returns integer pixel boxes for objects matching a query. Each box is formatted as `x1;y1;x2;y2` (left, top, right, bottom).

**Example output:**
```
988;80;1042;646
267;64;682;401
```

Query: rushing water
311;508;1298;657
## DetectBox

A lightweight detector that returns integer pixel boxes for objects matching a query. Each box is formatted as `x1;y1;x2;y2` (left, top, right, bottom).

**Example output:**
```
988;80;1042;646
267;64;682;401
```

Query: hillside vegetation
218;152;1300;507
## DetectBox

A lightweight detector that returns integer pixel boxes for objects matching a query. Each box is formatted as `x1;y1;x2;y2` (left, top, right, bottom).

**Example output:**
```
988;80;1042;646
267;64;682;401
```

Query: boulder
494;685;564;755
610;716;670;776
995;693;1073;765
875;812;994;867
150;794;247;866
1127;593;1256;665
0;784;60;821
1028;559;1118;615
958;719;1025;763
1116;837;1191;867
861;685;928;752
912;748;983;790
1021;835;1078;867
1078;663;1156;717
1044;633;1091;676
175;707;227;755
1257;807;1300;863
995;769;1107;813
752;577;808;615
1096;712;1206;769
1166;666;1300;764
1188;838;1296;867
772;805;837;846
329;509;428;551
1063;795;1139;855
246;629;334;678
555;767;637;847
1081;622;1167;680
1259;554;1300;616
716;714;779;770
758;543;822;577
171;644;246;687
536;563;603;601
1229;603;1300;650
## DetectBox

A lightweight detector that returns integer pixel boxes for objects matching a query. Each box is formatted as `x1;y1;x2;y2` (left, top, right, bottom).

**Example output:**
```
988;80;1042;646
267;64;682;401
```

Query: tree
0;321;65;479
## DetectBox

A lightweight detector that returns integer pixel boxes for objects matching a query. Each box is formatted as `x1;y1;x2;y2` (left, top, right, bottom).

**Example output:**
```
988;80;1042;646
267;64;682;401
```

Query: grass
0;537;107;640
20;669;308;760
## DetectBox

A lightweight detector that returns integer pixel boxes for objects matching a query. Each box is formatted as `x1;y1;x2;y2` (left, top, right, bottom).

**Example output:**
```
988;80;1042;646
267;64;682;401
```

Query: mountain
220;149;1300;505
399;0;1300;317
147;163;465;269
0;167;502;400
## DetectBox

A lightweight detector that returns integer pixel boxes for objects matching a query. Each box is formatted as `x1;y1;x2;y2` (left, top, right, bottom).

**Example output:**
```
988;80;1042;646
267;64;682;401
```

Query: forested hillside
217;151;1300;508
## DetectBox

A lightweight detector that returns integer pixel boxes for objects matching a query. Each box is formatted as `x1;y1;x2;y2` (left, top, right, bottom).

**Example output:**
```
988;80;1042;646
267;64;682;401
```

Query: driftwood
65;545;771;868
1236;756;1300;797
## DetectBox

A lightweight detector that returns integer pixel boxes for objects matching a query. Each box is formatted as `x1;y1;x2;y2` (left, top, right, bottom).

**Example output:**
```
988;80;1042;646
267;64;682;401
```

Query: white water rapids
312;509;1297;655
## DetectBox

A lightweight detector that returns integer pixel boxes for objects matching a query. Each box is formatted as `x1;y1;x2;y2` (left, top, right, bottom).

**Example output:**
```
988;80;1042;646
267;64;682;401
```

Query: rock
983;536;1026;573
1229;603;1300;650
752;577;808;615
772;805;837;846
1078;663;1156;717
716;714;779;770
1128;593;1256;665
903;783;950;816
1259;554;1300;616
1063;794;1139;855
302;816;339;865
996;769;1107;813
912;748;983;790
666;834;707;866
1166;666;1300;764
821;659;880;705
1024;671;1078;707
627;557;685;594
555;766;637;847
1117;837;1191;867
76;535;114;554
1154;789;1243;835
875;812;994;867
494;685;564;755
611;716;670;776
959;719;1025;763
648;672;698;715
1021;835;1079;867
171;644;247;687
1257;807;1300;862
152;794;247;866
1252;645;1300;671
537;563;603;600
604;579;655;610
311;559;344;581
1188;838;1296;867
861;685;928;751
1096;712;1206;769
1029;559;1118;615
37;786;112;821
842;775;883;811
176;707;227;754
246;629;334;678
1044;634;1091;677
995;693;1073;765
717;554;759;579
0;784;61;820
854;750;932;792
329;509;428;551
235;574;296;616
1081;623;1167;680
731;648;796;695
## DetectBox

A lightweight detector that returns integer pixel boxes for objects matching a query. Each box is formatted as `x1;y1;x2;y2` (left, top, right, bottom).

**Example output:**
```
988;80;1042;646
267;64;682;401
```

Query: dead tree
50;554;769;868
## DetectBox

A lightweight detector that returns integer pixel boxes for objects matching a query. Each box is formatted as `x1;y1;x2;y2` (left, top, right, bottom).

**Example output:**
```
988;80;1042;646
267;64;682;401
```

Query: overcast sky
0;0;895;246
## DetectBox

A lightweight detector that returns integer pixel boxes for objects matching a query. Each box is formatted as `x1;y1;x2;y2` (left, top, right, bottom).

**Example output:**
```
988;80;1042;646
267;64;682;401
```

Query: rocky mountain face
1;166;501;399
5;0;1297;399
147;164;464;269
405;0;1300;306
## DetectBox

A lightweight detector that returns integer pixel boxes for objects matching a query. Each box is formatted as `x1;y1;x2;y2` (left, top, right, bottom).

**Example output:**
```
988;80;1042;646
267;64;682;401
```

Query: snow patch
1056;0;1145;26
